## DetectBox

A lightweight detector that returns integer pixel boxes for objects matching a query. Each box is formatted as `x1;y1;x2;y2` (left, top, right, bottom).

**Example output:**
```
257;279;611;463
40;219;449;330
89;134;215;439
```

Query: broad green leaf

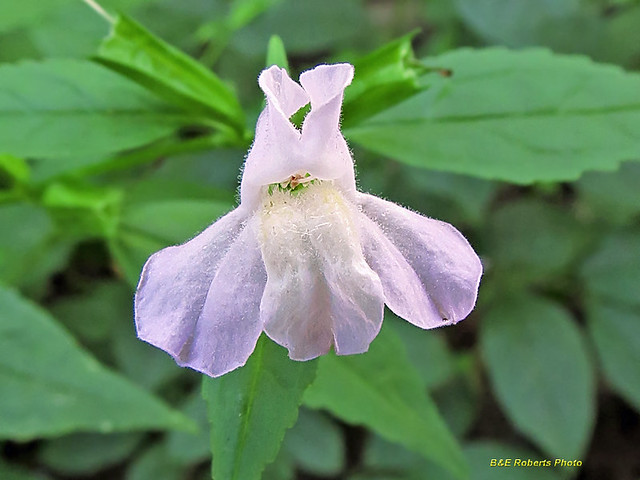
112;192;233;286
0;29;41;64
50;281;129;344
0;286;192;440
28;2;110;59
433;370;479;438
356;159;496;227
49;279;180;390
266;34;289;70
0;0;74;33
343;33;426;128
262;448;295;480
577;161;640;224
126;445;185;480
304;325;467;480
454;0;581;47
580;229;640;307
42;182;123;238
38;432;143;476
483;199;588;284
346;48;640;183
203;336;317;480
282;408;344;476
120;199;228;245
480;294;595;458
109;229;164;288
0;203;72;292
232;0;368;56
166;392;211;465
586;301;640;410
112;320;185;392
0;59;188;159
27;0;160;59
96;15;245;136
388;315;455;389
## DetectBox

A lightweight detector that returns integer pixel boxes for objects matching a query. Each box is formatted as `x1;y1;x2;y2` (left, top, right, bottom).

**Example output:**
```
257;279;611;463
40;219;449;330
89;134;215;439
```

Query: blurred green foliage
0;0;639;479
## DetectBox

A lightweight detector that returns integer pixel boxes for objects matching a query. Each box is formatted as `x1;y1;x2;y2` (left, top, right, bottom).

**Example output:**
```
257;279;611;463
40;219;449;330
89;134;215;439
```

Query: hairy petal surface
260;65;309;117
300;64;356;194
259;183;384;360
181;217;267;377
135;207;249;358
357;212;445;328
241;67;308;207
358;193;482;325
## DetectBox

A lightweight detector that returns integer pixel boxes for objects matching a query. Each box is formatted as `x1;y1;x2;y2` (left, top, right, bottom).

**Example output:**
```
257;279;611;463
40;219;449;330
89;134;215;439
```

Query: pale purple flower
135;63;482;377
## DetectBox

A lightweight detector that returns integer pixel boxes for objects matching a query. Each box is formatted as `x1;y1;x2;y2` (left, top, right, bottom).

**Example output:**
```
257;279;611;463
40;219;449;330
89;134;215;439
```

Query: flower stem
82;0;115;24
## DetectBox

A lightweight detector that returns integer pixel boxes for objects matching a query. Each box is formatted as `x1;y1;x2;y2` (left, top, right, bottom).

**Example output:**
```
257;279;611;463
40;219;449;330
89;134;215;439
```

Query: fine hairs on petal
259;181;385;360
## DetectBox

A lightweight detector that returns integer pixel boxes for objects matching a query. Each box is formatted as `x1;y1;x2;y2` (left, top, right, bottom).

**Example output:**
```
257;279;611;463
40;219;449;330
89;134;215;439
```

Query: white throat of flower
259;178;365;281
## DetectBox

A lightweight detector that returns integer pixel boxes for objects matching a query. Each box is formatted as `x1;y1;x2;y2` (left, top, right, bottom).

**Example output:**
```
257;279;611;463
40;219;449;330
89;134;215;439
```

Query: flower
135;63;482;377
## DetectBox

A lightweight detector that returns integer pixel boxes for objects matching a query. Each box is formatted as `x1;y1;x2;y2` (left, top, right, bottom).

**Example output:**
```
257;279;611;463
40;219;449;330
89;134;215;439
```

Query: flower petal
299;63;354;111
259;65;309;118
241;68;308;208
180;216;267;377
299;64;356;194
135;207;249;360
260;183;384;360
358;193;482;325
357;211;445;328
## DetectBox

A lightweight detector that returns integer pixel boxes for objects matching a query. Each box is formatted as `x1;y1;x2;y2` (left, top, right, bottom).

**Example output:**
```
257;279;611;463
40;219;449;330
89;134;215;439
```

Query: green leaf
0;286;193;440
232;0;368;56
433;369;479;438
580;229;640;307
0;0;74;33
266;34;289;70
480;294;595;458
126;445;185;480
112;320;184;392
343;33;426;128
586;301;640;410
202;336;317;480
483;199;588;284
50;281;129;344
0;203;72;292
303;325;467;480
165;392;211;465
0;59;188;159
454;0;581;47
388;315;455;389
346;48;640;183
96;14;245;136
38;432;143;476
282;409;344;476
577;161;640;224
112;190;233;286
42;182;123;238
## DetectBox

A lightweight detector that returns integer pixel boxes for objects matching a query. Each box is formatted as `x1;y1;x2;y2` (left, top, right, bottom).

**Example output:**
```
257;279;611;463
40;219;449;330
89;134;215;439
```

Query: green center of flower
267;172;317;196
